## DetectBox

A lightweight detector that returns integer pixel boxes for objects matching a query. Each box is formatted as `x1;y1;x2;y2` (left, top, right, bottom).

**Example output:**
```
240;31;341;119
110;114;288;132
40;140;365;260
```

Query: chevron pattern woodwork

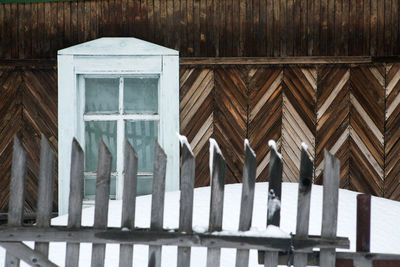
385;63;400;200
0;67;58;212
2;62;400;213
248;67;283;182
282;67;316;182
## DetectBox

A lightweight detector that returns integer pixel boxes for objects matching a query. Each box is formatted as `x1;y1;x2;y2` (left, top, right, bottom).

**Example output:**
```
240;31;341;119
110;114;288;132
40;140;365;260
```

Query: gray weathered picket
177;137;195;267
207;139;226;267
34;135;56;257
294;147;313;267
65;138;84;267
119;141;138;267
91;139;112;266
1;134;370;267
320;150;340;267
148;142;167;267
235;141;257;267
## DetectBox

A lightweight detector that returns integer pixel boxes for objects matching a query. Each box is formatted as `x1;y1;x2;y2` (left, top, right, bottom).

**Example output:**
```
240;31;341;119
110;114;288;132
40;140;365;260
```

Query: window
79;76;160;199
58;38;179;215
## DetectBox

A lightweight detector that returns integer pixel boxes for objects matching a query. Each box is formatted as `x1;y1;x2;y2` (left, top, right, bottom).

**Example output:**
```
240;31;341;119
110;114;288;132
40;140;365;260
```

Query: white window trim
58;53;179;215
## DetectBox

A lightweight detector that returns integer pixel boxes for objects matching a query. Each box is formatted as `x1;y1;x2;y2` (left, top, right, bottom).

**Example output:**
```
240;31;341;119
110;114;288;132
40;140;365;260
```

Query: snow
244;139;256;157
268;140;282;160
209;138;223;178
177;133;194;157
2;182;400;266
212;226;290;239
301;142;308;152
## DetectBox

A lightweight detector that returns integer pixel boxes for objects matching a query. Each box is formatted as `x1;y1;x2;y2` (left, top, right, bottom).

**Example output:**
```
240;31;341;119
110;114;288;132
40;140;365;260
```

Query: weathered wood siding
0;65;58;212
180;63;400;200
1;62;400;211
0;0;400;59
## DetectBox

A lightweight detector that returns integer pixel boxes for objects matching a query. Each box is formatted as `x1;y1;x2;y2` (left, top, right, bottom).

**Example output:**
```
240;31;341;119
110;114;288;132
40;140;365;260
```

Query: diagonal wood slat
0;66;58;213
384;63;400;200
316;66;351;186
248;67;283;182
282;67;316;182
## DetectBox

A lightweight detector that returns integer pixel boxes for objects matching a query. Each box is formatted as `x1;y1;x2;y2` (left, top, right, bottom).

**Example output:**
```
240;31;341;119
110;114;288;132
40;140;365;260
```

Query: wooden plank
119;141;138;267
0;242;57;267
34;135;56;257
91;139;112;267
264;144;283;267
356;194;371;253
207;139;226;267
320;149;340;267
235;140;257;267
0;226;350;249
65;138;84;267
5;136;27;267
148;142;167;267
179;57;374;65
294;146;313;267
177;136;195;267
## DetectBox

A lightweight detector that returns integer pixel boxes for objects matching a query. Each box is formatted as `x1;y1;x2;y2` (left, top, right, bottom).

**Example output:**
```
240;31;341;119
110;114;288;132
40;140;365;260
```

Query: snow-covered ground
1;182;400;266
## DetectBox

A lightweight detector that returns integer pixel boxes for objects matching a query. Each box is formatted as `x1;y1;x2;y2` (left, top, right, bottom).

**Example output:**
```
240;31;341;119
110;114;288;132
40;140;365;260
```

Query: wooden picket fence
3;133;398;267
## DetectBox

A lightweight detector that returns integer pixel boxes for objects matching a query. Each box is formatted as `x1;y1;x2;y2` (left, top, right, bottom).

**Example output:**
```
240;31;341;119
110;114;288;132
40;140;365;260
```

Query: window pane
85;78;119;113
137;175;153;195
125;120;158;172
84;175;116;199
85;121;117;172
124;78;158;114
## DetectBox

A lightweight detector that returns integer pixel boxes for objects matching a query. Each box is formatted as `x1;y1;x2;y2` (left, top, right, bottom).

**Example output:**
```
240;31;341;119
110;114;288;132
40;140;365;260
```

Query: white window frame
58;44;179;215
78;74;161;200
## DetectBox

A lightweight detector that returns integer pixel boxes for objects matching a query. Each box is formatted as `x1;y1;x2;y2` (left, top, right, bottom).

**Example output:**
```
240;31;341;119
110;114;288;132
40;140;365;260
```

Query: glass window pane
84;175;116;199
137;175;153;195
124;77;158;114
85;78;119;113
125;120;158;172
85;121;117;172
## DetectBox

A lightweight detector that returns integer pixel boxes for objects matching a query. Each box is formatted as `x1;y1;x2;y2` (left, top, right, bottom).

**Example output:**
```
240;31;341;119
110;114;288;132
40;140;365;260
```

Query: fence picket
91;139;112;266
65;139;85;267
320;150;340;267
264;146;282;267
34;135;56;257
177;136;195;267
207;139;226;267
5;136;27;267
119;141;138;267
294;146;313;267
148;142;167;267
235;140;257;267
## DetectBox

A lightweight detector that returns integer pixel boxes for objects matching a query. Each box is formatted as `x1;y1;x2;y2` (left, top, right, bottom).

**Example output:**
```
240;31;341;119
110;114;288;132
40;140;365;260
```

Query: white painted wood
161;55;180;192
58;38;179;215
58;37;178;56
58;54;76;215
74;56;162;74
83;114;160;121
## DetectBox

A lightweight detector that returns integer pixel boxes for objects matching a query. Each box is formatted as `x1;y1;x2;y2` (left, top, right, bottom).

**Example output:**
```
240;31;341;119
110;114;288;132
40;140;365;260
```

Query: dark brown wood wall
0;64;58;213
1;61;400;212
0;0;400;59
180;63;400;201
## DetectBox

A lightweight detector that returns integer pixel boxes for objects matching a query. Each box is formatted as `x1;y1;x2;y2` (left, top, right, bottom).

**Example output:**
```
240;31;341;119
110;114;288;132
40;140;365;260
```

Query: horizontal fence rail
1;134;398;266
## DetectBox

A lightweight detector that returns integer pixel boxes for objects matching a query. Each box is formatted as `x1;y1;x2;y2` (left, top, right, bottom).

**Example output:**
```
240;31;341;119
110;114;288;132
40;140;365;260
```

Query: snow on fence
0;134;398;267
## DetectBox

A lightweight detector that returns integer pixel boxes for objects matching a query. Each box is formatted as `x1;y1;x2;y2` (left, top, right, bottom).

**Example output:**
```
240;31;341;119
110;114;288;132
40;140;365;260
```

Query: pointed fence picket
10;134;400;267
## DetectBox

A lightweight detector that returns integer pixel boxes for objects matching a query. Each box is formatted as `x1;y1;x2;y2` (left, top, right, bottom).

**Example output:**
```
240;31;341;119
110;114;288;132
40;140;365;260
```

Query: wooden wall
0;0;400;59
1;61;400;212
0;63;58;212
180;63;400;201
